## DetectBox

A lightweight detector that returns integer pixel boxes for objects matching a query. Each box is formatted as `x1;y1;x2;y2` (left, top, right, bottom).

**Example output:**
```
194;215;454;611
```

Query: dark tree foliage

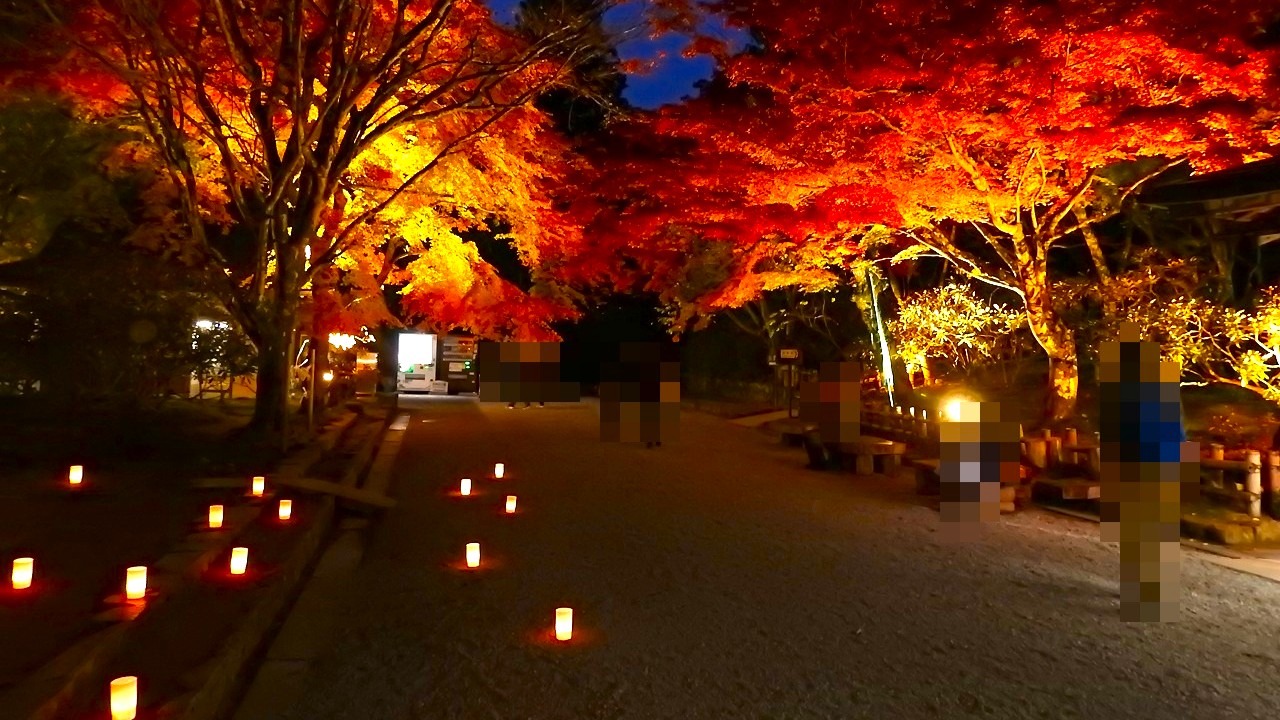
516;0;628;135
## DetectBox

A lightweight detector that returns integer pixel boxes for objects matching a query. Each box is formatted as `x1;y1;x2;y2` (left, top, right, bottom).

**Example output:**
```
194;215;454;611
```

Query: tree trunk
1075;205;1116;318
1023;271;1078;423
250;327;292;434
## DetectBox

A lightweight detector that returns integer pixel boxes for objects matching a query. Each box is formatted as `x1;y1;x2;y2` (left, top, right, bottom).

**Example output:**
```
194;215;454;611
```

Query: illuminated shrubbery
888;283;1028;385
1091;250;1280;403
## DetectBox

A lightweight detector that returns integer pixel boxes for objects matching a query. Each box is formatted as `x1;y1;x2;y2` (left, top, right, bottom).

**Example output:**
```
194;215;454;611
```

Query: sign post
778;348;802;418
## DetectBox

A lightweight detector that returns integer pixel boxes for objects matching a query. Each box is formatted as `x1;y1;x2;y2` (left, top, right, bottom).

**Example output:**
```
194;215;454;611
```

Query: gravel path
284;397;1280;720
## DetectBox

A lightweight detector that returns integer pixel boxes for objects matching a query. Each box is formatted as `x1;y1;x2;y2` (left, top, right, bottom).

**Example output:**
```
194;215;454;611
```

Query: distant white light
195;319;214;330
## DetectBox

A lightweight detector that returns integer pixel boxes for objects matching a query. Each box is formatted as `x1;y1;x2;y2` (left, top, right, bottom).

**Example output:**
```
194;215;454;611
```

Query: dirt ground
281;397;1280;720
0;399;268;685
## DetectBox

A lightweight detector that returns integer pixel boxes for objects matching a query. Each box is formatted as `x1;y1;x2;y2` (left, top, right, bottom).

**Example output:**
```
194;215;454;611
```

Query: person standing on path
1099;323;1197;623
599;341;679;448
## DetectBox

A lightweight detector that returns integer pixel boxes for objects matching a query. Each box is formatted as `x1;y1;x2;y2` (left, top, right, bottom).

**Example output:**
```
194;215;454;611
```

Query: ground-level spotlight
208;504;224;529
110;675;138;720
466;542;480;568
68;465;84;487
494;463;505;479
505;495;517;514
11;557;33;590
229;547;248;576
125;566;147;601
460;478;472;496
278;499;293;521
555;607;573;641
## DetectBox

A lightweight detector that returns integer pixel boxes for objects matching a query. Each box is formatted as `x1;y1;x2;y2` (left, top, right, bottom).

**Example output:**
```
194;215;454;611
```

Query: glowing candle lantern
555;607;573;641
251;476;265;497
125;566;147;601
109;676;138;720
460;478;472;496
505;495;517;514
465;542;480;568
278;499;293;521
208;504;224;529
494;463;505;479
11;557;33;590
68;465;84;486
229;547;248;576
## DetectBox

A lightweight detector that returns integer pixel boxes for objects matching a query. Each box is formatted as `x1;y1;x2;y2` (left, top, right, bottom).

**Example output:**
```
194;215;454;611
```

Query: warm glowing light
494;463;505;479
251;476;265;497
125;566;147;601
322;371;335;382
329;333;358;350
229;547;248;575
11;557;33;590
208;504;224;529
68;465;84;486
278;499;293;521
465;542;480;568
460;478;472;496
505;495;517;514
110;676;138;720
945;399;963;422
555;607;573;641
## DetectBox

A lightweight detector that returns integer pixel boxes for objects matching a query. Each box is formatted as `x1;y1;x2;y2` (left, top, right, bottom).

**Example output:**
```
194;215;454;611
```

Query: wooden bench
775;419;818;447
1032;476;1100;501
831;436;908;475
905;456;941;495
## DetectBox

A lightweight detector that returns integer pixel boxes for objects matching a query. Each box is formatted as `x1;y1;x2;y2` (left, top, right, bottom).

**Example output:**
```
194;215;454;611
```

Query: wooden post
1267;450;1280;520
1024;437;1048;471
1064;427;1078;448
1046;433;1063;468
1246;450;1263;520
1207;443;1225;488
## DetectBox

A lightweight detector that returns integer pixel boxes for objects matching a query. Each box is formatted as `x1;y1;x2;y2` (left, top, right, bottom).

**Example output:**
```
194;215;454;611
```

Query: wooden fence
857;402;1280;522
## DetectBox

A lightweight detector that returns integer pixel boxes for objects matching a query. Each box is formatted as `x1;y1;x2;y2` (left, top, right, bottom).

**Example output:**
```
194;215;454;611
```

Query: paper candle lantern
460;478;472;496
229;547;248;575
11;557;33;590
555;608;573;641
68;465;84;486
110;676;138;720
494;463;505;479
278;499;293;521
251;476;265;497
125;566;147;601
465;542;480;568
505;495;517;514
208;504;224;529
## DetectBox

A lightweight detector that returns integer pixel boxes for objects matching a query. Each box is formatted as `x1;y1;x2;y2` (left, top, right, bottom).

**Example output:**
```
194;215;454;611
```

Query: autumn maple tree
599;0;1280;421
23;0;634;433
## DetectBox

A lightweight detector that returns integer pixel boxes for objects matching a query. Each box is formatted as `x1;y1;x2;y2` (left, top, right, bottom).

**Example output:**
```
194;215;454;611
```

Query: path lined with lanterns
273;396;1280;720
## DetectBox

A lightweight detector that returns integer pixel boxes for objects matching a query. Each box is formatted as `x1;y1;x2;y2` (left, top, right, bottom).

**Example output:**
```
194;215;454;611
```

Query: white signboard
430;380;449;394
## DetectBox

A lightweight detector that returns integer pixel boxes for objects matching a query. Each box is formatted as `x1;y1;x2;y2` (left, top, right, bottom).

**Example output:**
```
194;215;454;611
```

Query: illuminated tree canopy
585;0;1280;419
23;0;634;429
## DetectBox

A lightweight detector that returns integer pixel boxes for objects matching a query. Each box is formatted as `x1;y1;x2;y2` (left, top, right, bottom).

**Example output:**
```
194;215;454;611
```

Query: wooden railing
860;402;1280;522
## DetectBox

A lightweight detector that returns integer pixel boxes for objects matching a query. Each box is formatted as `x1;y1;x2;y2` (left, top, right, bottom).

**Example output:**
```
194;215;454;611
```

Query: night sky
486;0;746;109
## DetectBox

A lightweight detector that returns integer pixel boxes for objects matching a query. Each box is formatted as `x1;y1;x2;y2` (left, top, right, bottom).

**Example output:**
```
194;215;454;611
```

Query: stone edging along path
4;409;370;720
170;408;394;720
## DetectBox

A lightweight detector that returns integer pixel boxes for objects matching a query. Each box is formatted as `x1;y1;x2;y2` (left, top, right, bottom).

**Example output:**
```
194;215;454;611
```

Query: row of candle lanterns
11;473;292;594
10;468;300;719
458;462;572;642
